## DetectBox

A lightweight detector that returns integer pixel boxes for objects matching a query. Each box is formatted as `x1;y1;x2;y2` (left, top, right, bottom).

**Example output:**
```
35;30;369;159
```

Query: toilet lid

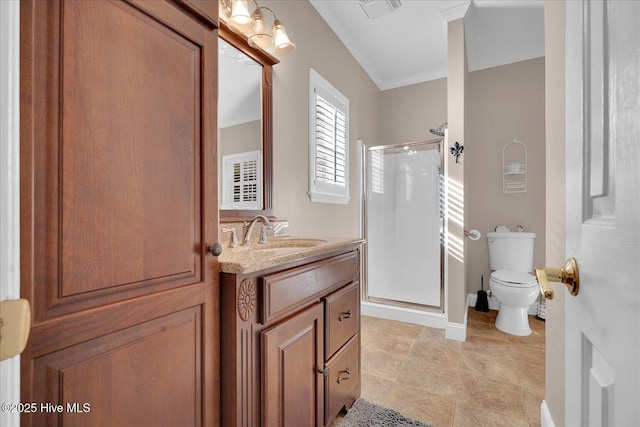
492;270;537;287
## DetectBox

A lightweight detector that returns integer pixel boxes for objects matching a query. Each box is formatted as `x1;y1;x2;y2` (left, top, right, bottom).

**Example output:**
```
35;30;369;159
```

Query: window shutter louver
308;68;350;204
314;92;347;187
222;151;261;209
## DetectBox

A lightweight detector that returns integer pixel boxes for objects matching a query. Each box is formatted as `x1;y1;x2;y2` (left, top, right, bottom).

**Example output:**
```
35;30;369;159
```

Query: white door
565;0;639;425
0;2;21;427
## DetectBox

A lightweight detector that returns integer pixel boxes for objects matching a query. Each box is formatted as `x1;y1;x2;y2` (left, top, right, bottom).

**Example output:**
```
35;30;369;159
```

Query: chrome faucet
242;215;271;246
222;228;239;248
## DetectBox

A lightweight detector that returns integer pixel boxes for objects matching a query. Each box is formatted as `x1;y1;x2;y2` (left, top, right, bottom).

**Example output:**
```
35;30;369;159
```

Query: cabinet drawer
261;252;358;324
324;333;360;426
324;281;360;358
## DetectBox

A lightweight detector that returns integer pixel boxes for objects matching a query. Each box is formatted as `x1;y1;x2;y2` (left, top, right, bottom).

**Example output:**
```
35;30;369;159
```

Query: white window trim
308;68;350;205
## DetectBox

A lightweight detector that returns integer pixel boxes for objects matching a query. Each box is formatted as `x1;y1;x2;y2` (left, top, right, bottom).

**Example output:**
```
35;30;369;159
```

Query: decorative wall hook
449;141;464;163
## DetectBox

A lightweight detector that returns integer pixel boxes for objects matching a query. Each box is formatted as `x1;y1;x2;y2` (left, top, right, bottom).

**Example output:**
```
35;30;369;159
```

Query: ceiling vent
358;0;402;19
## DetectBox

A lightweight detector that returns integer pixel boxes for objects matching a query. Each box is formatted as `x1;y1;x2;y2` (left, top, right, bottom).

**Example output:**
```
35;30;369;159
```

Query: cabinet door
262;303;324;427
20;1;218;425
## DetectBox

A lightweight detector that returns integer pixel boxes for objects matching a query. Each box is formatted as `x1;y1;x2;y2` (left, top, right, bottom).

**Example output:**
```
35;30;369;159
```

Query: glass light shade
272;20;295;56
248;10;273;49
218;0;231;21
229;0;255;34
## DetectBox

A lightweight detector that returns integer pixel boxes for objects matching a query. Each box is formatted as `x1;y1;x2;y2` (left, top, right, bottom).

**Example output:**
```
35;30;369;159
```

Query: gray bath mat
338;398;435;427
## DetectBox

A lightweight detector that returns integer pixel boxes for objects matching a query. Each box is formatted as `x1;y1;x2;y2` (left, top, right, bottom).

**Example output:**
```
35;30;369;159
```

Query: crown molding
379;67;448;91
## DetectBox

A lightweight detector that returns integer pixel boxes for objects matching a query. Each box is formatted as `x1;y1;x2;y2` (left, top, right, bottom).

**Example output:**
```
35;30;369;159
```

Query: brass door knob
534;257;580;300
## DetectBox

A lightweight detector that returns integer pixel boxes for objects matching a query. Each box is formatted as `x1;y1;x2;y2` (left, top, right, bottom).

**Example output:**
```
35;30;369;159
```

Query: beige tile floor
334;307;545;427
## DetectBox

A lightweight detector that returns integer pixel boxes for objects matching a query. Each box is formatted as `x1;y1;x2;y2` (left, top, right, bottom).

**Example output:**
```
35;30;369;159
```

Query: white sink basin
250;238;327;250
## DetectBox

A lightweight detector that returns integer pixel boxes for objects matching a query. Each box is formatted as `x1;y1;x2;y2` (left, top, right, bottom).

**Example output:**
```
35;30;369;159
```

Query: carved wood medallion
237;279;256;321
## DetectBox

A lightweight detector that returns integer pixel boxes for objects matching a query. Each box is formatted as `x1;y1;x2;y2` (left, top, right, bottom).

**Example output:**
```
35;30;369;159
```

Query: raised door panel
20;0;218;425
25;0;211;319
31;306;201;427
61;0;199;297
262;303;324;427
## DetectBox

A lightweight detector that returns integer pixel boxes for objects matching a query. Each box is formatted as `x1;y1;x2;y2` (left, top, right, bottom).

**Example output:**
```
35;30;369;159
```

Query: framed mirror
219;23;278;220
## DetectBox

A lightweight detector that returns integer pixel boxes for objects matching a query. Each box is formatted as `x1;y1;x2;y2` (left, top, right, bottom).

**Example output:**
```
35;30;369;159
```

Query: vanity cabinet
221;247;361;427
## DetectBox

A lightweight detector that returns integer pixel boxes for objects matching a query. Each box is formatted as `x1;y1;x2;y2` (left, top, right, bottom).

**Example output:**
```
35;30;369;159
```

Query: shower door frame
361;138;445;312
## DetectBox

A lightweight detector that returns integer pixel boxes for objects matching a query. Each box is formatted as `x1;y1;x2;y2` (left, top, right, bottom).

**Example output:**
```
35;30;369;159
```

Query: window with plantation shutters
308;68;350;204
221;151;262;210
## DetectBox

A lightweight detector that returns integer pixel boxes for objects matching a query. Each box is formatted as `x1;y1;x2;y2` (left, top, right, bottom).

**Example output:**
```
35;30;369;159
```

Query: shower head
429;122;448;137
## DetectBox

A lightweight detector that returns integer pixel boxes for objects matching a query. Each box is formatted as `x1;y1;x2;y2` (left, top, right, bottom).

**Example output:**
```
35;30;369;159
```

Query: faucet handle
259;225;272;244
221;228;238;248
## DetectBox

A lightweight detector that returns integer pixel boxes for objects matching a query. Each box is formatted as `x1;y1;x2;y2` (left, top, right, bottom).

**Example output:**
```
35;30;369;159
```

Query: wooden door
20;1;219;425
565;0;639;425
262;303;324;427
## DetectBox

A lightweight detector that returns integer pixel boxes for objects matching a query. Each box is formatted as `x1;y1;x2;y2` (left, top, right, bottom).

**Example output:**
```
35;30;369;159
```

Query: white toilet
487;231;538;336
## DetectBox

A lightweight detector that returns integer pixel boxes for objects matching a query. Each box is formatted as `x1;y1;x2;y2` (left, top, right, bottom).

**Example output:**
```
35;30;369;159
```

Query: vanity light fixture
219;0;296;56
227;0;255;33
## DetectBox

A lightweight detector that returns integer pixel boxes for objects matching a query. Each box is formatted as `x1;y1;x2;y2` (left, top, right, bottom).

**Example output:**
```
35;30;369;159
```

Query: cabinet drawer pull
338;310;352;322
337;367;350;384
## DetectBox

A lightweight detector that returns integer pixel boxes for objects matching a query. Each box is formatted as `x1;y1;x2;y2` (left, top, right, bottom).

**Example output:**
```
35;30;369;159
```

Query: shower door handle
534;257;580;300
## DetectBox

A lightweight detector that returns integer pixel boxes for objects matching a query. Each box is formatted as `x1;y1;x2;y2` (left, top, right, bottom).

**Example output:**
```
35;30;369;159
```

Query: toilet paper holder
464;229;481;240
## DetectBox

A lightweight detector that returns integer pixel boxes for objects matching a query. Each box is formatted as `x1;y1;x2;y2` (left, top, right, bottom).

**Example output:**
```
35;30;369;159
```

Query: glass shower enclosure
362;140;444;311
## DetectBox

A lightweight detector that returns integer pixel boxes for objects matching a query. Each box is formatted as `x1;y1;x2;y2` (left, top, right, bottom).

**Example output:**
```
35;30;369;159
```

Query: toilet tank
487;232;536;272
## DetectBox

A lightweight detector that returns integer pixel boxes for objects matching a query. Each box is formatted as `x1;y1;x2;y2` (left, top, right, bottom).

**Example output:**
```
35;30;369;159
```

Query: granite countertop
218;236;364;274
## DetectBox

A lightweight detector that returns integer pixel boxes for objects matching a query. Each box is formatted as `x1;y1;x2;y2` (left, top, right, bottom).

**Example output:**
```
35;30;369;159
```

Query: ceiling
309;0;544;91
219;38;262;128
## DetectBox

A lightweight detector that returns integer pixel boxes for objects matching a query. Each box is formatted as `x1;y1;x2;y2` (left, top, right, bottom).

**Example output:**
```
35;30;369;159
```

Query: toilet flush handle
534;257;580;300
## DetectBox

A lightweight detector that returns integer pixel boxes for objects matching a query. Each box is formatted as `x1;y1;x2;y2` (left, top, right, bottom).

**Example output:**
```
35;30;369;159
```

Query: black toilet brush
475;274;490;312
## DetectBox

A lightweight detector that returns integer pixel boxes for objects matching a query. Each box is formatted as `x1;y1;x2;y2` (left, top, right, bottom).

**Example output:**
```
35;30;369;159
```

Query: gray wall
544;0;566;424
466;58;546;295
220;120;261;156
379;78;447;145
268;0;380;237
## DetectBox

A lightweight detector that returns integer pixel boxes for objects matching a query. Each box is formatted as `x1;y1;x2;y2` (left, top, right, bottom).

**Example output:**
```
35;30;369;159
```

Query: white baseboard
541;400;555;427
467;292;500;310
361;301;468;342
361;301;446;329
444;296;470;342
467;293;539;315
445;321;466;341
